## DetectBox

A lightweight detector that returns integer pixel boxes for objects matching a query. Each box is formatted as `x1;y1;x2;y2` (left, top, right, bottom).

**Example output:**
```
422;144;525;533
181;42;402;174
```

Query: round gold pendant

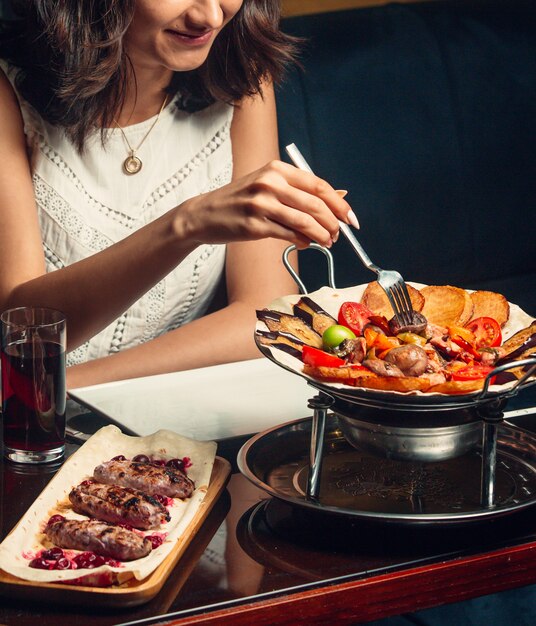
123;155;142;175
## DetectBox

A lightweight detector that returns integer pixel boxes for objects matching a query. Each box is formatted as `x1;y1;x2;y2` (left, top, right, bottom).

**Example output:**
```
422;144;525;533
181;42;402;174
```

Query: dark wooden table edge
141;539;536;625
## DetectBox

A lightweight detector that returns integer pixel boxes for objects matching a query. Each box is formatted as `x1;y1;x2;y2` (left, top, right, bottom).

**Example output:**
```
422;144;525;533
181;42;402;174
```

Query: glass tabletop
1;395;536;626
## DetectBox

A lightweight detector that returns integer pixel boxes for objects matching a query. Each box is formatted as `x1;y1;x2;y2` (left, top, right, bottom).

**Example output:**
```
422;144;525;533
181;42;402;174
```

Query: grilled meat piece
69;482;170;530
389;312;427;336
94;460;195;499
363;358;404;377
45;517;152;562
332;337;367;363
384;345;428;377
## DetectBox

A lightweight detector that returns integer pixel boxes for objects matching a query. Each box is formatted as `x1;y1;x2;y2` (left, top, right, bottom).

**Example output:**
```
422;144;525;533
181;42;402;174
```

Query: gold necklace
115;94;169;175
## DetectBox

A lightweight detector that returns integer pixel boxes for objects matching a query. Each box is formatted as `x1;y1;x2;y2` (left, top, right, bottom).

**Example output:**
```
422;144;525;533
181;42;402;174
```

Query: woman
0;0;357;388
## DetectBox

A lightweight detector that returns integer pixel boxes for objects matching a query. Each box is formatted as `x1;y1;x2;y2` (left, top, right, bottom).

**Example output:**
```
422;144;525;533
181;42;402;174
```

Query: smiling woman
0;0;357;389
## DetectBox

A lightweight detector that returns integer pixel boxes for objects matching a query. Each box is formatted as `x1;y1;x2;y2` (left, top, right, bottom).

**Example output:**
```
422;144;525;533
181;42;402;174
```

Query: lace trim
142;120;231;213
142;282;166;344
43;242;64;270
110;313;128;353
206;162;233;193
39;141;137;229
67;344;90;367
34;175;113;252
168;245;219;330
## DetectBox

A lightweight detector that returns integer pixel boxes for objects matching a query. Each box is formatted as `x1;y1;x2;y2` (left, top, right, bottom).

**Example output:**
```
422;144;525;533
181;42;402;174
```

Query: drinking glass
1;307;67;463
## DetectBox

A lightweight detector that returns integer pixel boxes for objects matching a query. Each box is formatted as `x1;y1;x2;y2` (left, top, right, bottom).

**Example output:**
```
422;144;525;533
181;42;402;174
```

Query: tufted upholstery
277;0;536;315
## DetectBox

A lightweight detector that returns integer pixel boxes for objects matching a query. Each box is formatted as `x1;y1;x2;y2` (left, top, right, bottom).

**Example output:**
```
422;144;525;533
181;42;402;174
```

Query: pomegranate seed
72;551;107;569
147;535;164;549
132;454;150;463
41;547;64;560
166;456;191;472
29;558;53;570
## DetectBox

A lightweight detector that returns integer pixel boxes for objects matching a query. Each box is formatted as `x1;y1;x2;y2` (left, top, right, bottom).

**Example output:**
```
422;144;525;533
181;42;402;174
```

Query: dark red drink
1;340;66;456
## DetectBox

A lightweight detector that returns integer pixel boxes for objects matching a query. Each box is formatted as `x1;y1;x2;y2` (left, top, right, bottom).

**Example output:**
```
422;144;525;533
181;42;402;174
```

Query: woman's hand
175;159;357;249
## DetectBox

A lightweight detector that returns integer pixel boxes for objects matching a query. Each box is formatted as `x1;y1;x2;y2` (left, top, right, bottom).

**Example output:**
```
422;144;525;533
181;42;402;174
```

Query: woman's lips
165;29;213;47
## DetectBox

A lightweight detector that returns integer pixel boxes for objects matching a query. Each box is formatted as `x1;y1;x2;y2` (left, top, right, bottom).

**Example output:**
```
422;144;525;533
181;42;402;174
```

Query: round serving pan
255;283;536;415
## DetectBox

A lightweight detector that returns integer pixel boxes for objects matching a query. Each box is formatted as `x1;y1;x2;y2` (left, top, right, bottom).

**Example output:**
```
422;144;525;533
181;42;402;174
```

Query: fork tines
382;274;414;325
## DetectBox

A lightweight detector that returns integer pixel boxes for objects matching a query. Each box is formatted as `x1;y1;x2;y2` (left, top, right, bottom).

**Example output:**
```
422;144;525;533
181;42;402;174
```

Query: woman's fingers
182;160;360;248
271;186;338;246
274;161;360;229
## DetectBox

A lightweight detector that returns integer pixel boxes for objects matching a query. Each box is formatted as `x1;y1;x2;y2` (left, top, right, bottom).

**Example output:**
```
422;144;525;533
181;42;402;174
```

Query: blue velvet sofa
277;0;536;316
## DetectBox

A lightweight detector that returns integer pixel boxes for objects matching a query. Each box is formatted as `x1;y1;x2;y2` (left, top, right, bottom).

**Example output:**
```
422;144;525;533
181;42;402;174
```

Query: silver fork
285;143;415;324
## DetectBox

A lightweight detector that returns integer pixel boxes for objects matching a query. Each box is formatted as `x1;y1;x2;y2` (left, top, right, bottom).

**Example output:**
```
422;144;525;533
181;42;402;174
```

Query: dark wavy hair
0;0;299;150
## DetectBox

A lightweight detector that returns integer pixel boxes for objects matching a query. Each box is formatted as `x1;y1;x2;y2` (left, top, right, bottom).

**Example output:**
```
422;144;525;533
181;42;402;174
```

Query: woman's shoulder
0;61;23;121
0;60;17;96
0;59;51;147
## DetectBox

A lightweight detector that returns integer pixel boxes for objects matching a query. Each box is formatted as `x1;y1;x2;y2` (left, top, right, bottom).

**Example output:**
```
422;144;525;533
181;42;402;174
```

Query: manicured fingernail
332;230;340;243
347;209;360;229
336;189;348;198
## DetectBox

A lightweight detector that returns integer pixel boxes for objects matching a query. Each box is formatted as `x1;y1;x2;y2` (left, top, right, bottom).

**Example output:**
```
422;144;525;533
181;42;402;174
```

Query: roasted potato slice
420;285;474;326
354;376;431;392
303;364;431;392
469;290;510;327
303;364;378;385
361;281;425;319
428;379;488;394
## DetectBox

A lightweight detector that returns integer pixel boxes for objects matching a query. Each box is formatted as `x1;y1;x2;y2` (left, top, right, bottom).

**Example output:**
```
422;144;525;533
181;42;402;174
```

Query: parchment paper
0;425;216;584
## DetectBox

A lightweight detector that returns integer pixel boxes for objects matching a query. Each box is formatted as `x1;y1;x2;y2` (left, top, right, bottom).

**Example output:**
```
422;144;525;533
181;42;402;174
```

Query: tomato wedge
449;335;481;360
465;317;502;348
338;302;373;335
451;363;495;382
302;346;345;368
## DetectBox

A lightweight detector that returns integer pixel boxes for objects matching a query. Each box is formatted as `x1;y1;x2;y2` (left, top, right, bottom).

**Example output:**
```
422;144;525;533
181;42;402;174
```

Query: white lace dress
2;63;233;366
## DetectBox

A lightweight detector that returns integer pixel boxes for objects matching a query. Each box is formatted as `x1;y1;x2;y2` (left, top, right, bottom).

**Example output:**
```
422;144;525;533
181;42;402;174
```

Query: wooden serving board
0;456;231;608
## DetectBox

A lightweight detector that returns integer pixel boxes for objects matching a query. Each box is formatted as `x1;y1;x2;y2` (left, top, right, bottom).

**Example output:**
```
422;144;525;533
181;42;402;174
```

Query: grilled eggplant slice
256;309;322;348
495;321;536;382
499;321;536;362
256;330;306;360
293;297;337;336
